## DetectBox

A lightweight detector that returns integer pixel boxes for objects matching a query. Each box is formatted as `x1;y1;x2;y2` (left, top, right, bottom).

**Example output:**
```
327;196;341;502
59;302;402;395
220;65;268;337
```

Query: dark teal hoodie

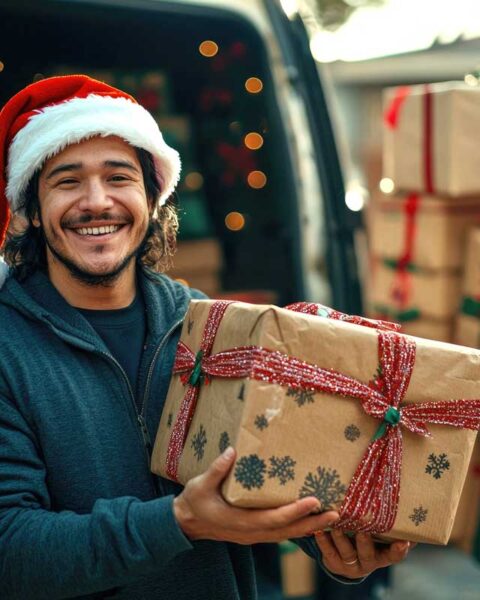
0;268;356;599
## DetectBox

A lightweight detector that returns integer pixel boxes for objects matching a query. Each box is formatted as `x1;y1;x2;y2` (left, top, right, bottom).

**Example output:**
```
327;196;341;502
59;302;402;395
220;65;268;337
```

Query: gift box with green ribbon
151;300;480;544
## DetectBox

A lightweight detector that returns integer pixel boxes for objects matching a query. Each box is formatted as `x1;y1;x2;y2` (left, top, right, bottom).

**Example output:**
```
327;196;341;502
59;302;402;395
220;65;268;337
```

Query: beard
42;217;150;287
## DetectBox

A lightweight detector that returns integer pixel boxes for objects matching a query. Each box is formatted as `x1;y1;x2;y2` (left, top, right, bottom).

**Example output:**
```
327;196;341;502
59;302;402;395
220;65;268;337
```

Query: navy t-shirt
78;293;147;397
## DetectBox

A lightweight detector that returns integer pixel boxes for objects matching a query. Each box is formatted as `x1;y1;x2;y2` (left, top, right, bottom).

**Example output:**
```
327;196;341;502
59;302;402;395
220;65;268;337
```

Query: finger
356;533;378;572
384;540;411;564
201;446;236;488
314;530;341;565
330;528;358;565
258;499;327;529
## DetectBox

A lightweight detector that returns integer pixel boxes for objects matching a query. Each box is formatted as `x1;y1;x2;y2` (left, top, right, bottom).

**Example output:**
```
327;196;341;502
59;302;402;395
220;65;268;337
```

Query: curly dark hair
3;147;179;281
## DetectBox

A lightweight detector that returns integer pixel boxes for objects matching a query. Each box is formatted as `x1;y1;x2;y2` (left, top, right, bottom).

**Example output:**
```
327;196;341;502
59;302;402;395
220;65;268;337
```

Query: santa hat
0;74;181;246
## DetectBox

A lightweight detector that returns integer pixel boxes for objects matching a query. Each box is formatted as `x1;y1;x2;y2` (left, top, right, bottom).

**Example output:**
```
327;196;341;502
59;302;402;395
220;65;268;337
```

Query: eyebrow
45;159;140;180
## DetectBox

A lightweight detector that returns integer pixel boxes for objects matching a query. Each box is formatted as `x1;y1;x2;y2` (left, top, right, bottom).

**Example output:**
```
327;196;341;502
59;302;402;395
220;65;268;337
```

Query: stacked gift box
454;227;480;348
169;238;223;298
368;82;480;343
367;81;480;559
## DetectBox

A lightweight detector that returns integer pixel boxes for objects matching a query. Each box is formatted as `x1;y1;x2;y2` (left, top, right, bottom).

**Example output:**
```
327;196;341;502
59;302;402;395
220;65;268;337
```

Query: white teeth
75;225;121;236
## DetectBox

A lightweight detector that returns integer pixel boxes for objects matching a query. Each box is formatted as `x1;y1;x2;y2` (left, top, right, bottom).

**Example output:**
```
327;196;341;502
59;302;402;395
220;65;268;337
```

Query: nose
77;179;115;213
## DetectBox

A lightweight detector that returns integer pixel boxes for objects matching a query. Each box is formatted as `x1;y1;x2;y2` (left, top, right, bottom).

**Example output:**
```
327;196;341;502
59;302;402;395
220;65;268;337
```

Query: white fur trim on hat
6;94;181;212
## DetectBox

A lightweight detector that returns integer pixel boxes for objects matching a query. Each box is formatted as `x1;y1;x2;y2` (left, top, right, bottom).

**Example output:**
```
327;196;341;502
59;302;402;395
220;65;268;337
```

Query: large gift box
151;300;480;544
450;440;480;553
383;82;480;197
370;194;480;270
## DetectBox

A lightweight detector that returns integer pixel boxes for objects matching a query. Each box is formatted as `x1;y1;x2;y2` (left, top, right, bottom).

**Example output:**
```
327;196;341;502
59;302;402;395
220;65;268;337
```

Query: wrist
173;495;197;540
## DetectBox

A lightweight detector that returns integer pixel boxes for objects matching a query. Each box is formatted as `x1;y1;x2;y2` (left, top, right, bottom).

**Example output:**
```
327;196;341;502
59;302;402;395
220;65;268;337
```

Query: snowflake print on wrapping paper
268;456;296;485
219;431;230;454
409;506;428;527
167;413;173;428
425;453;450;480
234;454;266;490
344;424;361;442
287;387;315;407
238;383;245;401
299;467;346;509
191;424;207;461
254;414;269;431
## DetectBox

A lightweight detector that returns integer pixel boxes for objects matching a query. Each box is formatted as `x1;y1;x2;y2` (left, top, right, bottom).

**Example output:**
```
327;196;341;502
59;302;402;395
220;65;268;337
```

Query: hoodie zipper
139;318;184;427
39;311;186;495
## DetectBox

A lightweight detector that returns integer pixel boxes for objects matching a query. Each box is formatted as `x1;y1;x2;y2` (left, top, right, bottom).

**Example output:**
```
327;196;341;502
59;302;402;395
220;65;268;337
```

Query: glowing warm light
225;212;245;231
379;177;395;194
244;132;264;150
0;62;4;73
280;0;299;19
345;190;364;212
465;73;479;87
247;171;267;189
184;172;204;191
245;77;263;94
199;40;219;58
175;278;190;287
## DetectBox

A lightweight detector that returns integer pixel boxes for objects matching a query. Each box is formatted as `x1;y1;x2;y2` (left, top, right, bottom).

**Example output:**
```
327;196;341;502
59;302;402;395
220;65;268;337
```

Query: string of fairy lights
198;39;267;233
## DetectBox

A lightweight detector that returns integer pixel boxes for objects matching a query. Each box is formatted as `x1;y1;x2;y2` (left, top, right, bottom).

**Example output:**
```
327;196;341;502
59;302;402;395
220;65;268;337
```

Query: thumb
203;446;236;488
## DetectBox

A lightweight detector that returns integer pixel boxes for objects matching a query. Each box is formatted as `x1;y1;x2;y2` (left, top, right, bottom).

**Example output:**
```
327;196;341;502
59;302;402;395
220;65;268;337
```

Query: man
0;76;411;599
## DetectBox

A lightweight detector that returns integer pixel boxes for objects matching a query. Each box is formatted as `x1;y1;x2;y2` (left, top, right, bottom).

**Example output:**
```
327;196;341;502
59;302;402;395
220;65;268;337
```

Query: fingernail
223;446;234;459
398;541;409;552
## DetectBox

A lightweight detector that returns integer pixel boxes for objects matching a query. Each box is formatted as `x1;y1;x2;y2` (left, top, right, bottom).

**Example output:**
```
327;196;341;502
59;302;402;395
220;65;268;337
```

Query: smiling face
37;135;152;287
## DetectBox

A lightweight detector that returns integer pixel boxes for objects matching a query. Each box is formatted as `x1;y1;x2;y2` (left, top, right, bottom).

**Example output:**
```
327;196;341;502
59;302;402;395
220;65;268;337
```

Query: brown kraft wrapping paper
383;82;480;197
370;260;462;320
370;194;480;270
151;300;480;544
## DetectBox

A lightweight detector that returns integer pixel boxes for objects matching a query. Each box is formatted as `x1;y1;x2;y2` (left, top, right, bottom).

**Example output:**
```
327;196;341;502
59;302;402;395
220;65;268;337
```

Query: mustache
61;213;132;227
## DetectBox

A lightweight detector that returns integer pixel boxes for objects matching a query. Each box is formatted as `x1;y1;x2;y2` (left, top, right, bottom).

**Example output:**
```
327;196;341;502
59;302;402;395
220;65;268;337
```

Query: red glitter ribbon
390;193;421;310
166;301;480;533
384;86;411;129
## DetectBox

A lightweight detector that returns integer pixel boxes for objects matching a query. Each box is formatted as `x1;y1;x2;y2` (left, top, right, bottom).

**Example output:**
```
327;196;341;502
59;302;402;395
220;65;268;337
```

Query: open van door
263;0;363;313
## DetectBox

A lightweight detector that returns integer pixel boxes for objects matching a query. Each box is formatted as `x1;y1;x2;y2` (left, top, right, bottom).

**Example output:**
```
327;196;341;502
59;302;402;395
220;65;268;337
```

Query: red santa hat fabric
0;74;181;246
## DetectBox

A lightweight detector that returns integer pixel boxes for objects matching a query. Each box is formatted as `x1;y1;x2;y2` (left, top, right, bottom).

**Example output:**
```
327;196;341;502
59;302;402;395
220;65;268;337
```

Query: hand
173;447;339;544
314;529;415;579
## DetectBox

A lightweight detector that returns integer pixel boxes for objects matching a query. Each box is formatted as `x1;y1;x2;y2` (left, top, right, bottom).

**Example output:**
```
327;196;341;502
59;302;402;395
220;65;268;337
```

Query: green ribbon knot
372;406;401;441
188;350;205;386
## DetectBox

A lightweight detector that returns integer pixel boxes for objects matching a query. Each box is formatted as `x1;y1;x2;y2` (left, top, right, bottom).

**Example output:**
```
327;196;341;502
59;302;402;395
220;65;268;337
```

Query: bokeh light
184;172;204;191
225;212;245;231
199;40;219;58
247;170;267;189
379;177;395;194
244;132;264;150
245;77;263;94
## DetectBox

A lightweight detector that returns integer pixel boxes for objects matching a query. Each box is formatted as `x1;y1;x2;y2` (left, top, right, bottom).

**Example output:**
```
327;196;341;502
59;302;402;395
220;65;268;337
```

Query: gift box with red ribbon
383;82;480;197
370;193;480;270
151;300;480;544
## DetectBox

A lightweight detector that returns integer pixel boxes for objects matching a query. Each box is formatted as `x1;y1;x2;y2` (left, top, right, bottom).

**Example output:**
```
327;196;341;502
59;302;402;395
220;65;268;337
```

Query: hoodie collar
0;267;192;347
